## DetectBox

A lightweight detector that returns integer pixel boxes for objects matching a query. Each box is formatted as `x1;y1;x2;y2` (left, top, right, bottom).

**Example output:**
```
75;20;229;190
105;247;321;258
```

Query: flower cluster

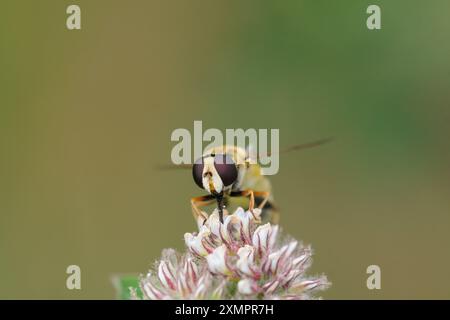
136;208;330;300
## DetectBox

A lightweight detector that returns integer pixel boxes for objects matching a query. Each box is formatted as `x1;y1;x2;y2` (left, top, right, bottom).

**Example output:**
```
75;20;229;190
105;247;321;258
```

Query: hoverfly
163;138;331;224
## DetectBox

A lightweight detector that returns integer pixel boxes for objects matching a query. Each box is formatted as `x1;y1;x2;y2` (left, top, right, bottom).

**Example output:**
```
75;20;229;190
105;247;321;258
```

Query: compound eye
192;157;204;189
214;154;238;187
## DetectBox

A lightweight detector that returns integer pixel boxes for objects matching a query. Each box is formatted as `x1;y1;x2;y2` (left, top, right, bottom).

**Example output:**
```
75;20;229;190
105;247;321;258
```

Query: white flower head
137;207;330;300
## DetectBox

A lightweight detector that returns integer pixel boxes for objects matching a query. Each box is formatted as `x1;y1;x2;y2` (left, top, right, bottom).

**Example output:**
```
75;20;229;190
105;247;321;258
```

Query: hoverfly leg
191;195;215;225
229;190;270;223
253;191;271;210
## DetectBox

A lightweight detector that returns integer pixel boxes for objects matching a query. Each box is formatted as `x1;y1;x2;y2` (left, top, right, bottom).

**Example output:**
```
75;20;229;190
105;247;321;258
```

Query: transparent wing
258;137;333;159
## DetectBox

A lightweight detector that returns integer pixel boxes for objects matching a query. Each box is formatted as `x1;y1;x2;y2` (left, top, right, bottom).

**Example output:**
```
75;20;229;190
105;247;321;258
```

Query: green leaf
111;274;143;300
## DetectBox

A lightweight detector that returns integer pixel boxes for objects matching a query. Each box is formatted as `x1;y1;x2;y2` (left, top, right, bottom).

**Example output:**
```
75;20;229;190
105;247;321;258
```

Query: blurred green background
1;0;450;299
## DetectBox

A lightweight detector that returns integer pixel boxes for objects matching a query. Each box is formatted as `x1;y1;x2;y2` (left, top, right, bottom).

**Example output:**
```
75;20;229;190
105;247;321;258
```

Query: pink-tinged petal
219;215;234;245
141;279;167;300
265;241;297;274
205;212;222;238
193;283;207;299
184;226;211;256
292;247;312;269
262;280;280;295
238;279;260;295
234;208;253;244
201;235;216;254
252;223;278;256
252;223;270;255
206;245;232;276
158;260;177;291
250;208;262;222
285;241;298;257
236;245;259;278
185;257;198;284
292;253;311;270
280;269;301;287
193;274;210;299
266;249;284;274
291;276;330;293
268;225;278;250
177;273;191;296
